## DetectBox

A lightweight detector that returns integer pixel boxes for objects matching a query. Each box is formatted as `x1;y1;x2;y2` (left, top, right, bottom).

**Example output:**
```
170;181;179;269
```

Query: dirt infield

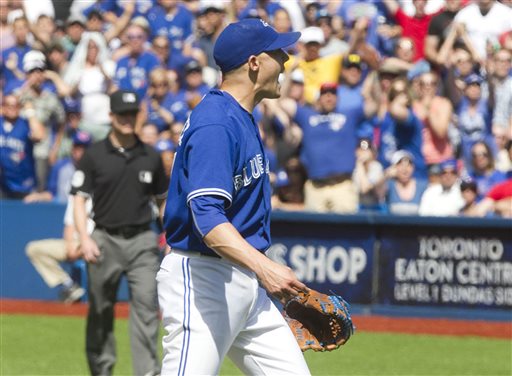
1;299;510;339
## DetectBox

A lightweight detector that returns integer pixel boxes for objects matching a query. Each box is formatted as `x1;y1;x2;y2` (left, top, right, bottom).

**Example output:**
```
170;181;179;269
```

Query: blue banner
378;228;512;309
269;219;374;303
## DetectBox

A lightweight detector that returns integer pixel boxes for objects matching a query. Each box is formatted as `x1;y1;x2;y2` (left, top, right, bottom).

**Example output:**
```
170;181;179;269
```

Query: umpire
71;90;167;376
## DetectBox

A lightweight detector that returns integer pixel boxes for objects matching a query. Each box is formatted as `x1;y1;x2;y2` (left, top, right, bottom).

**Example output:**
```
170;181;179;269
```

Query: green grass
1;314;510;375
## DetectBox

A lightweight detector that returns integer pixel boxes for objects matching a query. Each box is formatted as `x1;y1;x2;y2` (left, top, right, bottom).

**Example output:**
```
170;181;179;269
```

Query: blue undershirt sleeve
189;195;229;238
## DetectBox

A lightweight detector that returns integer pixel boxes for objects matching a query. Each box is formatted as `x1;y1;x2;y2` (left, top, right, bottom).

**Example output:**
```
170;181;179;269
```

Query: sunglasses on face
151;82;168;88
127;34;145;40
420;80;437;86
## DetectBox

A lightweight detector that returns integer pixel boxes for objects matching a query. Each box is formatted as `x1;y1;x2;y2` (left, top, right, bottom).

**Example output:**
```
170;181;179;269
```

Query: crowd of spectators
1;0;511;218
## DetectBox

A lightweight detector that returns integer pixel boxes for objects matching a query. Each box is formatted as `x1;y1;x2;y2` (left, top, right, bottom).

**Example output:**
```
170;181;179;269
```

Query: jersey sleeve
70;149;95;197
184;124;238;207
189;195;228;238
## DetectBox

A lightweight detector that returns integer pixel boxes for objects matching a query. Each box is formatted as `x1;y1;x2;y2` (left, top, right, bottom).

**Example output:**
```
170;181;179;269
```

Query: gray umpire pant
86;228;160;376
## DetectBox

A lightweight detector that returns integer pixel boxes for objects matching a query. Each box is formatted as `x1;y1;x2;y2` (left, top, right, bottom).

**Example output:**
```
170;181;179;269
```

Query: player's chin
267;82;282;99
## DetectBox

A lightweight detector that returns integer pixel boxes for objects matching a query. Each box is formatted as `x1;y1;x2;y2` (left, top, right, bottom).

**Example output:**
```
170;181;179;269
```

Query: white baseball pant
157;251;311;376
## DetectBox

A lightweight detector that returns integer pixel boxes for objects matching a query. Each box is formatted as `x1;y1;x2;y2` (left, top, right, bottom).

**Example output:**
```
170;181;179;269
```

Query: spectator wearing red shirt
383;0;437;61
475;179;512;217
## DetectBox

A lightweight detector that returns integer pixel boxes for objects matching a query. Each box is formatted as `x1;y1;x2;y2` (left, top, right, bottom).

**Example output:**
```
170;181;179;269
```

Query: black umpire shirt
70;136;168;229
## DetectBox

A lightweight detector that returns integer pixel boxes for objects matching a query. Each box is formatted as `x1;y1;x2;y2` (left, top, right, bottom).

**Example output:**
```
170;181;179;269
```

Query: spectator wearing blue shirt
384;150;428;215
147;1;193;53
0;94;46;199
142;67;189;135
336;54;370;138
1;17;31;93
143;68;176;134
468;141;507;199
181;60;210;109
376;77;427;179
24;130;93;204
154;138;175;183
280;82;359;213
456;73;495;170
113;22;161;99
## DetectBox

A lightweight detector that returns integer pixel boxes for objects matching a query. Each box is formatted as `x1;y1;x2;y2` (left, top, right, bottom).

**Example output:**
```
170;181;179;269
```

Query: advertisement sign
379;230;512;309
269;221;374;303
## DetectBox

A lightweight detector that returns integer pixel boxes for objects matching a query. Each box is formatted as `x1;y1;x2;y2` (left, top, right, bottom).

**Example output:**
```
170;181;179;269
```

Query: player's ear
247;55;260;72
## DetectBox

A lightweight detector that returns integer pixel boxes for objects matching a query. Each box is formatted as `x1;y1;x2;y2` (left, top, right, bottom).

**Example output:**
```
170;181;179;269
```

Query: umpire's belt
310;173;351;188
96;224;151;238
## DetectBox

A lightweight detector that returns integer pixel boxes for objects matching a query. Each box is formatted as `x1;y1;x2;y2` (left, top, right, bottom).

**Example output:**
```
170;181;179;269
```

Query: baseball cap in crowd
391;150;414;165
407;60;430;81
299;26;324;45
464;73;484;86
460;177;478;193
274;169;290;189
66;14;86;27
72;130;92;147
316;9;332;22
342;54;362;69
440;158;458;172
154;139;176;153
109;90;140;114
319;82;337;95
290;69;305;84
213;18;301;73
23;50;46;73
185;60;202;74
199;0;225;15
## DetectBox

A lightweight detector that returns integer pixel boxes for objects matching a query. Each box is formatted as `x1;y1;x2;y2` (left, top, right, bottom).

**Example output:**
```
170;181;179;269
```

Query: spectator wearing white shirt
419;159;465;216
454;0;512;59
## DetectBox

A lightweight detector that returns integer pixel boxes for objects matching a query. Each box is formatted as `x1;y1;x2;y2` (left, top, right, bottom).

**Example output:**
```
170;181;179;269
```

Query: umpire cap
110;90;140;114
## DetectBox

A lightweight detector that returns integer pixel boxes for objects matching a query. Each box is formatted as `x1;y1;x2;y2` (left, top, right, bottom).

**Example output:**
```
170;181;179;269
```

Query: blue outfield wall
1;201;511;320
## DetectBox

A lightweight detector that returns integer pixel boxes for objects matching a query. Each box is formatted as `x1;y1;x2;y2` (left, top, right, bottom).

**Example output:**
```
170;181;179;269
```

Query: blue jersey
163;89;272;255
0;116;36;194
456;97;495;168
335;84;367;136
470;170;507;200
386;178;428;215
147;4;193;51
113;51;161;99
46;157;75;203
145;92;190;133
294;105;357;180
376;110;427;179
1;44;31;89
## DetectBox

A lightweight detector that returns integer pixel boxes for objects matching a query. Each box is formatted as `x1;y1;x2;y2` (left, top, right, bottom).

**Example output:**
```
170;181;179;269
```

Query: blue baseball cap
72;130;92;146
440;158;458;172
213;18;301;73
464;73;483;86
154;139;175;153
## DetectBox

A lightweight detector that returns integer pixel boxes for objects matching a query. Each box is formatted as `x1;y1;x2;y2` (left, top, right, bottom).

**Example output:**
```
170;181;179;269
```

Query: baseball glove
283;289;354;352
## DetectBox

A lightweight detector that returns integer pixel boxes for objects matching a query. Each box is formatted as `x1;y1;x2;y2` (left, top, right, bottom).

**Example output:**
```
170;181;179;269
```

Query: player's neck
220;82;256;113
